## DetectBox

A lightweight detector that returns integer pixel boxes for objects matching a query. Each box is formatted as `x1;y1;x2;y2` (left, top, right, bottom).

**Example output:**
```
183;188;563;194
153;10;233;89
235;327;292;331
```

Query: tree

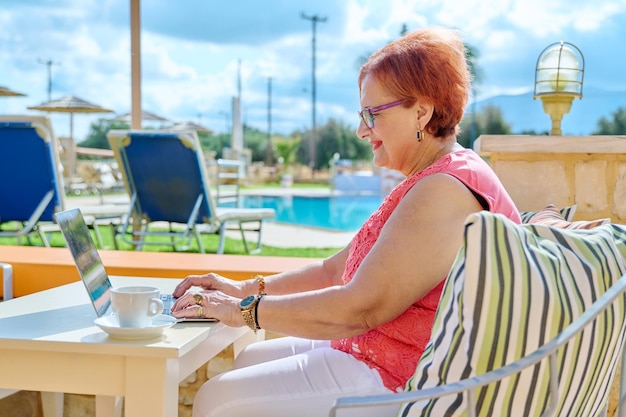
197;132;230;159
458;105;512;148
297;118;371;170
242;124;272;162
274;135;301;172
466;44;483;85
79;119;128;149
593;107;626;135
518;129;550;136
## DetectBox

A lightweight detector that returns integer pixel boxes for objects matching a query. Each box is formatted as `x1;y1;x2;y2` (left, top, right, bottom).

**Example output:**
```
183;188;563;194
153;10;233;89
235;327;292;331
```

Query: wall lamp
533;41;585;135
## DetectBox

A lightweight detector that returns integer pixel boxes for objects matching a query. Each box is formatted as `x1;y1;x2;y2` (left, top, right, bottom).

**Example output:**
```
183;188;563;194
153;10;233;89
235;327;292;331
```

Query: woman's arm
174;174;482;338
252;173;483;338
172;243;350;299
261;245;350;295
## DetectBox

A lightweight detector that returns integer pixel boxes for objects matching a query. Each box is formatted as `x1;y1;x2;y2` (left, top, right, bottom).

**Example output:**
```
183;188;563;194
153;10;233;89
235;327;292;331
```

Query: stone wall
475;135;626;223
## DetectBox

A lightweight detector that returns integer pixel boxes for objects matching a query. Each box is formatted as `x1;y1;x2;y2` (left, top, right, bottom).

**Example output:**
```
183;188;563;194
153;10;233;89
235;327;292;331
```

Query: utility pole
266;76;273;166
38;58;60;101
232;60;244;152
301;12;327;174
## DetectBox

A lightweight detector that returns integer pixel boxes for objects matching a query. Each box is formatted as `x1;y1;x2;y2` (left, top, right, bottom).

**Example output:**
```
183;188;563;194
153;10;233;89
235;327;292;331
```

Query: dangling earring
416;129;423;142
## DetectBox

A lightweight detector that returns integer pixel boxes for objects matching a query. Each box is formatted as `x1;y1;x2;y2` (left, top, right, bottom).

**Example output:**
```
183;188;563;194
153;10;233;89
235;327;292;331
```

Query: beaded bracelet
253;274;266;295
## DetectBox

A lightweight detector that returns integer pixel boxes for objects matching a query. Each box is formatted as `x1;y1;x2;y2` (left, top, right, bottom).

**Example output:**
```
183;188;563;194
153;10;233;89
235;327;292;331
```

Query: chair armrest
0;262;13;301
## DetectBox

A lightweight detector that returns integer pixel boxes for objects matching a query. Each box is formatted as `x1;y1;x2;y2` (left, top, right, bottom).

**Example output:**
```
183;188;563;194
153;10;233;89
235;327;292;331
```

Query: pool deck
255;222;355;248
66;189;357;249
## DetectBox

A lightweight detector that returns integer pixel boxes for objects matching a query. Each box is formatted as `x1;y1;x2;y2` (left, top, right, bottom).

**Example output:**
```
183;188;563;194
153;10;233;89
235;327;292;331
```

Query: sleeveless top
330;149;521;391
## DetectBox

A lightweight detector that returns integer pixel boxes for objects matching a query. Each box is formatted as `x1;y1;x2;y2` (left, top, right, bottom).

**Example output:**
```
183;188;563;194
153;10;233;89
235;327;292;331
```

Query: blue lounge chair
0;117;65;415
107;130;275;254
0;116;65;245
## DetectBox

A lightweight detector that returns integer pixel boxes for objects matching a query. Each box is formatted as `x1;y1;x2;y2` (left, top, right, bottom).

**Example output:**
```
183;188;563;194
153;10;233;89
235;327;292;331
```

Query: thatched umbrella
0;86;27;97
28;95;113;177
168;120;212;133
110;110;169;124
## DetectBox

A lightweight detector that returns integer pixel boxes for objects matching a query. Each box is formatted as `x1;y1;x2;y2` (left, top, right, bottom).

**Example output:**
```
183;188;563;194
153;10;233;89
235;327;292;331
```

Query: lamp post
533;41;584;135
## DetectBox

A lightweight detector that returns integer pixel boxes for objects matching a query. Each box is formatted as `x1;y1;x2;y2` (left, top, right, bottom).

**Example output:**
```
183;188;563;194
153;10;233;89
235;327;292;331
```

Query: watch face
240;295;256;308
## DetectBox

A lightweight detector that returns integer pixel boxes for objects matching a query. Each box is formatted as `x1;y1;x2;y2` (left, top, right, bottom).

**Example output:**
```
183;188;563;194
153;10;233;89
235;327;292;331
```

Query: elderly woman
172;26;520;417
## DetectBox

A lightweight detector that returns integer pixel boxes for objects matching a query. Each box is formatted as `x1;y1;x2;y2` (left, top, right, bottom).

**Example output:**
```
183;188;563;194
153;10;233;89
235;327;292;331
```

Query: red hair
359;27;471;138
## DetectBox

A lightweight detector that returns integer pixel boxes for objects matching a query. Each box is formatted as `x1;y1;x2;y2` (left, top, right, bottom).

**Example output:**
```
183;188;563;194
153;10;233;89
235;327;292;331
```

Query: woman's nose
355;119;369;139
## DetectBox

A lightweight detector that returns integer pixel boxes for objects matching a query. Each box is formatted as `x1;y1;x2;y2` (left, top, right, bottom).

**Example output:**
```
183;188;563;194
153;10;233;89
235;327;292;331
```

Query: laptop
54;208;216;322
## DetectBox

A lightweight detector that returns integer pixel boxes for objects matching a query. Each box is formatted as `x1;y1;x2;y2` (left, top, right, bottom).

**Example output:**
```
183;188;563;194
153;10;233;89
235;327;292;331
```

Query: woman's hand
171;290;243;326
172;272;247;298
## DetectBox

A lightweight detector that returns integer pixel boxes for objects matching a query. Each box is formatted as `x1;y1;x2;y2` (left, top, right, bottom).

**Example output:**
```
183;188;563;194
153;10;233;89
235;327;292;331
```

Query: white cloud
432;0;511;34
1;0;625;140
507;0;626;37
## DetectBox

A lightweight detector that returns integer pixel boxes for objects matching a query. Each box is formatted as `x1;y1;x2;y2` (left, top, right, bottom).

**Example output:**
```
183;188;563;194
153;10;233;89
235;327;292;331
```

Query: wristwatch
240;294;263;332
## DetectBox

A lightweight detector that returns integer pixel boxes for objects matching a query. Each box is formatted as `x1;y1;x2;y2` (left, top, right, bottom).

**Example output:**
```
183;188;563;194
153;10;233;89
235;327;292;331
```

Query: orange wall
0;246;319;297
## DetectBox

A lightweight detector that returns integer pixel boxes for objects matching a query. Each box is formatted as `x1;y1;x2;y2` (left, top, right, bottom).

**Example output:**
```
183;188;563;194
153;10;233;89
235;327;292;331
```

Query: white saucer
94;314;177;340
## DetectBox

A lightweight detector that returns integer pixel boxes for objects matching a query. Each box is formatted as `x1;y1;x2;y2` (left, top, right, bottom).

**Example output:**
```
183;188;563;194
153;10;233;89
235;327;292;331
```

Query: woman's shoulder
386;147;484;203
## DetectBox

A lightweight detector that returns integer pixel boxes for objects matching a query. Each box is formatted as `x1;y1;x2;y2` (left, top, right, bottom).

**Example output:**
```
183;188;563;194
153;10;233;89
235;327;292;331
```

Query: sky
1;0;626;143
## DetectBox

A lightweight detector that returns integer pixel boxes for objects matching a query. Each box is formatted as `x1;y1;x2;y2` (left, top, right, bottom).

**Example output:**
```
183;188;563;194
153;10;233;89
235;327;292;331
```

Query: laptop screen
54;208;112;317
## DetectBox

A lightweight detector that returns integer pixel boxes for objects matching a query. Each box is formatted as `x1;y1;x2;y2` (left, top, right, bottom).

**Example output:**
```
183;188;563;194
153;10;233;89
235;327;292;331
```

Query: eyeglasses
358;99;405;129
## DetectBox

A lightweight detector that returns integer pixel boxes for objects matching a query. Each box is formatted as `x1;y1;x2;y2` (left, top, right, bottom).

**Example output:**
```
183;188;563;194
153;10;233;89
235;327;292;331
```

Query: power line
301;12;327;173
38;58;60;101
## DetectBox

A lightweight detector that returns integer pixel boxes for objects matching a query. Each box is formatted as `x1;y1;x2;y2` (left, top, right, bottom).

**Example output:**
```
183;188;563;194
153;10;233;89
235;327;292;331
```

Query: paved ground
253;222;354;249
66;192;356;249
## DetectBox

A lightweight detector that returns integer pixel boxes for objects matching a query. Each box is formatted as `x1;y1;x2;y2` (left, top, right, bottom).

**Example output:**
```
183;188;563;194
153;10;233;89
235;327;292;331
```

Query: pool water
240;194;384;231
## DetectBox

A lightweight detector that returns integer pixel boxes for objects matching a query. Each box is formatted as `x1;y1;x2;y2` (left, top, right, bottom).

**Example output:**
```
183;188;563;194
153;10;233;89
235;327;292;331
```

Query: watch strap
253;293;265;331
241;294;264;333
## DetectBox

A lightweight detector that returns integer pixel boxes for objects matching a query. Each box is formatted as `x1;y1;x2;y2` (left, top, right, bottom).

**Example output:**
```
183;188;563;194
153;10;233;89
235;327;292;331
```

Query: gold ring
193;294;203;305
197;307;203;318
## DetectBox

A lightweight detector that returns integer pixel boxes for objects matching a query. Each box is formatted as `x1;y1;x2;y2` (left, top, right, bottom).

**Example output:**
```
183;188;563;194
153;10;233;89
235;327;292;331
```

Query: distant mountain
471;86;626;135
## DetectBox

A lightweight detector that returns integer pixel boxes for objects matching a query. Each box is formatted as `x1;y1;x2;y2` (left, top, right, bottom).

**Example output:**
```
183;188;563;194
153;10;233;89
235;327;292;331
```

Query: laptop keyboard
160;293;217;322
160;294;176;316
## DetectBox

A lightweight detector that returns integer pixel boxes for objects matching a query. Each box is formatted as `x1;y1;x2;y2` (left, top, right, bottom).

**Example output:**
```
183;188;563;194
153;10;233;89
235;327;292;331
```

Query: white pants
193;336;400;417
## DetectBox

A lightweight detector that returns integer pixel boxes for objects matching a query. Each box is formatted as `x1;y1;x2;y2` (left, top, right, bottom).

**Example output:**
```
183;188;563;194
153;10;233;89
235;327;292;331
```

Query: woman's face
356;74;420;173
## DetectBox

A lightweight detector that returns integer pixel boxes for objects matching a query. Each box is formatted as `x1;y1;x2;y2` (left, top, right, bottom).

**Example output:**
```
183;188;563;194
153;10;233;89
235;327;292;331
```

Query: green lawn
0;223;341;258
1;184;343;258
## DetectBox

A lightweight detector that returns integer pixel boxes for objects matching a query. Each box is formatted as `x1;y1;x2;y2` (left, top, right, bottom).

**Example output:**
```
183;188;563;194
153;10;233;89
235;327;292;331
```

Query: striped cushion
399;211;626;417
520;204;578;223
522;204;610;229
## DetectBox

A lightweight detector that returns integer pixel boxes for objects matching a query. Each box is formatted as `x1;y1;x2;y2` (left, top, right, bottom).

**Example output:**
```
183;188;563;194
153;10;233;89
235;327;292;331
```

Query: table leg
123;356;179;417
40;392;63;417
95;395;123;417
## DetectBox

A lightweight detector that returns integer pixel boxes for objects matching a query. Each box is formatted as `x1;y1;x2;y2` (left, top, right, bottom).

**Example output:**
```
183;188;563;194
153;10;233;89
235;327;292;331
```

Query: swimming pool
240;194;384;231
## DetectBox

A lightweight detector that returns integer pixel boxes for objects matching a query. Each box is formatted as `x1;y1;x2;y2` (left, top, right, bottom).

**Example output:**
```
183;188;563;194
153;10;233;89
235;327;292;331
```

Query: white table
0;277;257;417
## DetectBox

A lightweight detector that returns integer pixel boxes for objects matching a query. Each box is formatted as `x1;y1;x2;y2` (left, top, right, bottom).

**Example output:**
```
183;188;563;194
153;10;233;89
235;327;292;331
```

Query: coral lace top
331;149;520;391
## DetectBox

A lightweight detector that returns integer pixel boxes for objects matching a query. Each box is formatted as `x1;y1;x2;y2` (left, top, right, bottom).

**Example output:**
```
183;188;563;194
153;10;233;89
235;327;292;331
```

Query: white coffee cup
111;286;164;328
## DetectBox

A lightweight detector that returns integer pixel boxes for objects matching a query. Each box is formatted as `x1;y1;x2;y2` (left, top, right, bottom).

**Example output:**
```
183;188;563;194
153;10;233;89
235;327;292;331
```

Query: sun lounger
107;130;275;254
0;116;65;245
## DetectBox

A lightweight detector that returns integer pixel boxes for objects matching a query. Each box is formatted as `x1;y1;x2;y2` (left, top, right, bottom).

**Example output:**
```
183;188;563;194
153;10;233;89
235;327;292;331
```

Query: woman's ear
415;101;434;131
